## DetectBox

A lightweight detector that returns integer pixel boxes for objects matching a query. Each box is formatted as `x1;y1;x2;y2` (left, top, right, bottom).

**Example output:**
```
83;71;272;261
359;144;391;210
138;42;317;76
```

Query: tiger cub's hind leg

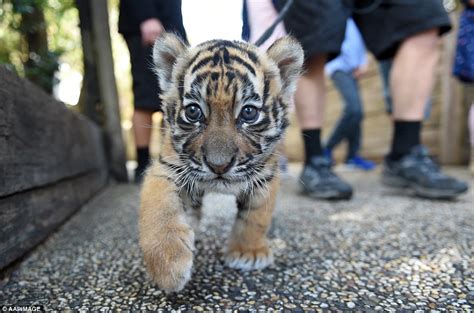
225;175;279;271
139;168;195;293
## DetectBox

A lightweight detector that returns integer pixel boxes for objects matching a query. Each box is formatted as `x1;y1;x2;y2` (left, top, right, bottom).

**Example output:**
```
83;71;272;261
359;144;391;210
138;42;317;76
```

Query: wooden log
0;66;106;197
0;67;108;269
0;170;107;270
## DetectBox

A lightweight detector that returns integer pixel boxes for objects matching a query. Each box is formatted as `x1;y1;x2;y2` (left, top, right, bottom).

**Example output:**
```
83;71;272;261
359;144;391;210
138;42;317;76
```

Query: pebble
0;178;471;310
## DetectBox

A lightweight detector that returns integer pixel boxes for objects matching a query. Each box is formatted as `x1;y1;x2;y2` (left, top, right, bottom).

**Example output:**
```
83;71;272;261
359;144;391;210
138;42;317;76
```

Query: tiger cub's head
153;33;303;186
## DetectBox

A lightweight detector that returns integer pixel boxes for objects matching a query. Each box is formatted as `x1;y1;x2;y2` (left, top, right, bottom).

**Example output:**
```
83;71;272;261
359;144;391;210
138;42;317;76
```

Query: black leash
254;0;294;47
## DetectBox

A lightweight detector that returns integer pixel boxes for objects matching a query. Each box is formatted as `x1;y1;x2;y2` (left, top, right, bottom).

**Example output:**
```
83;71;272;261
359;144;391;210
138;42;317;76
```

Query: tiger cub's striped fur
139;33;303;292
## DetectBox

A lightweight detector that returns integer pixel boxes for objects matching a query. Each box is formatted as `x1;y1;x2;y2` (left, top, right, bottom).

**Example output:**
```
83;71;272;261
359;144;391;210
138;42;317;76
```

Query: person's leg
328;71;375;170
133;109;153;147
124;36;163;182
378;59;394;115
354;0;467;198
295;55;326;163
277;0;352;199
346;123;361;161
388;29;439;160
325;70;363;159
380;58;433;119
382;29;468;198
391;29;440;120
133;109;153;180
296;57;353;200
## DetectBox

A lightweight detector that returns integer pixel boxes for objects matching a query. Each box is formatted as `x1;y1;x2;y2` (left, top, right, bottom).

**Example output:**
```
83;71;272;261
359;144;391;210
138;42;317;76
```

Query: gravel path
1;166;473;311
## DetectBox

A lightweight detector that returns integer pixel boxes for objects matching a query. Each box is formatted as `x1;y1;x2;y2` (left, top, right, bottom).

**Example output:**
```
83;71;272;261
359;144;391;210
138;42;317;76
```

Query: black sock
136;147;150;171
388;121;421;161
302;129;322;163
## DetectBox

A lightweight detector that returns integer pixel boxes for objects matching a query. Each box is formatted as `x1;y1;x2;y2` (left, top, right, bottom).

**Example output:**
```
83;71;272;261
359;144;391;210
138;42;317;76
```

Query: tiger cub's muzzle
201;133;238;175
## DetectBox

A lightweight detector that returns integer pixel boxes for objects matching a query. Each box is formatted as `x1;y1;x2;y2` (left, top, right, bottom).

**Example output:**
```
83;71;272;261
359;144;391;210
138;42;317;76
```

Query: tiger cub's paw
142;225;195;293
225;244;274;271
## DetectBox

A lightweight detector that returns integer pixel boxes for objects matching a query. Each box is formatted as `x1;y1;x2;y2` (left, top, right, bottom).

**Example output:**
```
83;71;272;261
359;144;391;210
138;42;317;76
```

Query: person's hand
353;64;368;79
140;18;164;46
468;0;474;7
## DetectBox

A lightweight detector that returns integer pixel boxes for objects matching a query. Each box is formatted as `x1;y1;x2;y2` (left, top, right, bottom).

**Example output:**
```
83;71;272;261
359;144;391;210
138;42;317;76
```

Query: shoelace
415;151;445;179
313;161;337;179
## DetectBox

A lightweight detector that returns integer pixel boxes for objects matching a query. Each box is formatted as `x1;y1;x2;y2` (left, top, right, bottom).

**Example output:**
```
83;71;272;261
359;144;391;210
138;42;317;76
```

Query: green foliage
0;0;80;92
24;50;61;92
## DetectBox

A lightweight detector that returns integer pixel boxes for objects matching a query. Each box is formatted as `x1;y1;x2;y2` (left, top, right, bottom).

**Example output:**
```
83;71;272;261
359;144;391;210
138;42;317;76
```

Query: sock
302;129;322;163
136;147;150;171
388;121;421;161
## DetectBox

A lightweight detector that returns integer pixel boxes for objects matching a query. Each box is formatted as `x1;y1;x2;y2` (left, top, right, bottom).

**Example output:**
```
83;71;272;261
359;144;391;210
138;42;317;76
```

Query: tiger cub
139;33;303;292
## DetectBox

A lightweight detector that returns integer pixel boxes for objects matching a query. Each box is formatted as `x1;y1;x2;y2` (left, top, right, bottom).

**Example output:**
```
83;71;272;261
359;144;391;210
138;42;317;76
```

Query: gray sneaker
382;145;469;199
300;156;353;200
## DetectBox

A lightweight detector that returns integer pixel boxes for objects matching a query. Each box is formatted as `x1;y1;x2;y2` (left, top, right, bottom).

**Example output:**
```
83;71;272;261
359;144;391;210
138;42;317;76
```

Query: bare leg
296;54;353;200
132;109;153;147
383;28;468;198
133;109;154;181
390;29;441;121
294;55;327;129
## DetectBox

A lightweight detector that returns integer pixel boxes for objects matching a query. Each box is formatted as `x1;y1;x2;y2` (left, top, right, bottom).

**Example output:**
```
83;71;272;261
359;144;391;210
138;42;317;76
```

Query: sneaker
345;155;376;171
323;148;335;165
382;145;469;199
134;165;147;184
299;156;353;200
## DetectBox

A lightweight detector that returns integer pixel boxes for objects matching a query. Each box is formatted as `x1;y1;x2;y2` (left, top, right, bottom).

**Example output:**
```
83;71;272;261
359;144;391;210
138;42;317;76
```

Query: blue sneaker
323;149;335;165
345;155;376;171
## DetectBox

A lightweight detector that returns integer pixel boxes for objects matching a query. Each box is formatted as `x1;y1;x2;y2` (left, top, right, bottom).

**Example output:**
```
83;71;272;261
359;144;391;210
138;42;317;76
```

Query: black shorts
124;36;162;112
277;0;452;61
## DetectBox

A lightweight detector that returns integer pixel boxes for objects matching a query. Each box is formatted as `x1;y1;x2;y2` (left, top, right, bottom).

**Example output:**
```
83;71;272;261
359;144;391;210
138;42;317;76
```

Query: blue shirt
325;19;367;76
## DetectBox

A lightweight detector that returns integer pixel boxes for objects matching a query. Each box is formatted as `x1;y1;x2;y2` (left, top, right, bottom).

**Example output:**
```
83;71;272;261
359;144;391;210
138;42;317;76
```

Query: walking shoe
134;165;147;184
345;155;376;171
300;156;353;200
382;145;469;199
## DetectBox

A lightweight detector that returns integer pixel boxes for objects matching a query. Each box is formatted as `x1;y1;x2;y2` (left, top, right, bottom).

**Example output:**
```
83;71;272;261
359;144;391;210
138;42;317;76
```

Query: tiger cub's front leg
139;169;195;293
225;175;280;271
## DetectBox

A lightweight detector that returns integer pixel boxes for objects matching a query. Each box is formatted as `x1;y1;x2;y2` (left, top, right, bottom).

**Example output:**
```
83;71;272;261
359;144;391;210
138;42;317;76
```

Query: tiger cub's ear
266;36;304;99
153;33;188;92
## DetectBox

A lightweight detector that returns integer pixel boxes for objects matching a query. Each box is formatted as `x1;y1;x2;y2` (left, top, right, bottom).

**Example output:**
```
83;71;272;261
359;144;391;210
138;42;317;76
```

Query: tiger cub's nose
203;155;236;175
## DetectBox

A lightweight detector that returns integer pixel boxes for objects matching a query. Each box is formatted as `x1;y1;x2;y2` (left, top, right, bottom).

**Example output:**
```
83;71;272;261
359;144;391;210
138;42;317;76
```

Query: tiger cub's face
153;34;303;191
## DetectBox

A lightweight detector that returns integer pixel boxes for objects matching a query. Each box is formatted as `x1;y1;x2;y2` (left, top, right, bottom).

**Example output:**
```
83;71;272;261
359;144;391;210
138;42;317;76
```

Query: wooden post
76;0;102;125
439;10;467;165
88;0;128;181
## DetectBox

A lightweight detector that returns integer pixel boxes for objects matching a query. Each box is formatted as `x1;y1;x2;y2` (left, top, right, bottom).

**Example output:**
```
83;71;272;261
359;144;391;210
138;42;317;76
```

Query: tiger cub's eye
185;104;203;122
240;105;259;123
